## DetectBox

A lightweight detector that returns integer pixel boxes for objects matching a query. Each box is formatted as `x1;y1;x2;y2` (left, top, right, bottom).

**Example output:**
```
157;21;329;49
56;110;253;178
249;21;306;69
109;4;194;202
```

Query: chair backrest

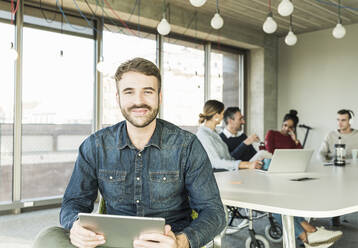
98;195;106;214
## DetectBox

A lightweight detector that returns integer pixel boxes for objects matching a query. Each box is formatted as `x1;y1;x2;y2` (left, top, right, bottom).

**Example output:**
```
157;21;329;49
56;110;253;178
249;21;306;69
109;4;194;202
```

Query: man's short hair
337;109;354;119
223;107;241;125
114;57;161;93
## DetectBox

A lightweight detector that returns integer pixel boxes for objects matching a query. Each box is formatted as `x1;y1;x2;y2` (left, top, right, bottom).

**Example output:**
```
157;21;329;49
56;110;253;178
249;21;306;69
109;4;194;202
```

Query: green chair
97;196;226;248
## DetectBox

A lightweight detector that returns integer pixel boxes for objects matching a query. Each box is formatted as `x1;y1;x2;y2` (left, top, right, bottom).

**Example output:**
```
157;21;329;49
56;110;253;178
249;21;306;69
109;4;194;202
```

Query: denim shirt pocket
98;169;129;203
149;171;182;209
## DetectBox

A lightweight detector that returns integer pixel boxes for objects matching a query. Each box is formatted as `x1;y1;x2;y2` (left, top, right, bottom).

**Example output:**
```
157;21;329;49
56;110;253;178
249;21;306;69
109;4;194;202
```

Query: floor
0;207;357;248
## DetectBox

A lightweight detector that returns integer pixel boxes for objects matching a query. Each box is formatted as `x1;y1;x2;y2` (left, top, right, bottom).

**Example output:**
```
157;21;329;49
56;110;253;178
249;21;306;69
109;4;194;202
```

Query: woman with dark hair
265;110;302;153
196;100;262;171
264;110;342;247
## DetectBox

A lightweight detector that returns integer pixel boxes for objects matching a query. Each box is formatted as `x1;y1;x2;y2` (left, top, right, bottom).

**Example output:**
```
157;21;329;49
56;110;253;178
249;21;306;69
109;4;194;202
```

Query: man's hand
69;219;105;248
133;225;189;248
248;160;263;169
239;160;262;170
244;134;260;145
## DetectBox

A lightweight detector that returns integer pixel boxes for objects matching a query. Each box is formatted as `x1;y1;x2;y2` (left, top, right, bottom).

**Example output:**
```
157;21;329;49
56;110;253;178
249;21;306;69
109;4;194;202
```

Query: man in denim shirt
33;58;226;248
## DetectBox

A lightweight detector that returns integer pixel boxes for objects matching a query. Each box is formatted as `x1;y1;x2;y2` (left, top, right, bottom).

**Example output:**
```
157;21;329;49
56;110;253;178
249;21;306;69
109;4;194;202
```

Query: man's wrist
176;233;190;248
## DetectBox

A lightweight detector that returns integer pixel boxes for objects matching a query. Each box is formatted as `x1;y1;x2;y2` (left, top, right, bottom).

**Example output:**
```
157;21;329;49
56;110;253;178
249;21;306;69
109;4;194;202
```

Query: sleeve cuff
179;226;199;248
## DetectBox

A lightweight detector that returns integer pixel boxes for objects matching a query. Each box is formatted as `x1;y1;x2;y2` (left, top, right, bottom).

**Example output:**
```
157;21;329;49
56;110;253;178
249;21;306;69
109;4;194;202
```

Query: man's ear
159;91;162;105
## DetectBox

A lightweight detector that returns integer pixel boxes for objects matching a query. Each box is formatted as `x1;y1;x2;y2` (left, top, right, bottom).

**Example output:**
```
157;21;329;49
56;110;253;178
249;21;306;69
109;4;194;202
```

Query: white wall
278;23;358;159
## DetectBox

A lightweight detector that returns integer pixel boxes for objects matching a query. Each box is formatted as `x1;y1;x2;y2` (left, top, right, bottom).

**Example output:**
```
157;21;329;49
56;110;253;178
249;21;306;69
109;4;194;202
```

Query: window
101;30;157;127
210;49;244;109
162;39;205;132
0;22;15;203
21;26;94;199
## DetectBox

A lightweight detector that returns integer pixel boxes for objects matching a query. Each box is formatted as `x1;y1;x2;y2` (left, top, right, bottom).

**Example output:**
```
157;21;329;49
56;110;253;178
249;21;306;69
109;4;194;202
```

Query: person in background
264;110;343;248
318;109;358;161
318;109;358;226
219;107;259;161
33;58;226;248
265;109;302;153
196;100;262;172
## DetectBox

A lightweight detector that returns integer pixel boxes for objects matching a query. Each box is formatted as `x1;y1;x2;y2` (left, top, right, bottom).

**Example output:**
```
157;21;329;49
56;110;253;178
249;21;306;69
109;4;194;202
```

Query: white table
215;160;358;248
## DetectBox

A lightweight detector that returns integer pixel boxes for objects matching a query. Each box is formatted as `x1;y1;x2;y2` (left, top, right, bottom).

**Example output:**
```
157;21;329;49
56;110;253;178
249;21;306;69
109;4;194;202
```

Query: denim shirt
60;119;226;248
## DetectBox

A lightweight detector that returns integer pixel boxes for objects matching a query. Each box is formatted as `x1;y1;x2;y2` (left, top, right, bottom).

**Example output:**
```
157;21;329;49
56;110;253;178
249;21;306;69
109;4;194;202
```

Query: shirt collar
223;128;240;138
118;119;162;150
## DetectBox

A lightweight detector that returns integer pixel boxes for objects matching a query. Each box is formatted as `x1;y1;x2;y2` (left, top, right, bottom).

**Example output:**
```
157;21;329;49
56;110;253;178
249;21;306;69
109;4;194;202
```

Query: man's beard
120;102;159;128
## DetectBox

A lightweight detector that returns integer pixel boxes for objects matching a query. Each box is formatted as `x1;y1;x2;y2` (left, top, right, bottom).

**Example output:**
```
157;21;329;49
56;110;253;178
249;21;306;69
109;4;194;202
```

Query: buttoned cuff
178;226;198;248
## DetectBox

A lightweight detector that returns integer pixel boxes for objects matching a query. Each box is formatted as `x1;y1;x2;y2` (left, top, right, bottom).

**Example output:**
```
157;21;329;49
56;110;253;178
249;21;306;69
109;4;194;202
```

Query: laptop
79;213;165;247
261;149;314;173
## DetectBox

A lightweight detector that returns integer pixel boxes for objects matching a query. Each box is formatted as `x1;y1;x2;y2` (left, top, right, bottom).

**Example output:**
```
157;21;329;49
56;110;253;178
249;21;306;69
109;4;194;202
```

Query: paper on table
249;150;273;162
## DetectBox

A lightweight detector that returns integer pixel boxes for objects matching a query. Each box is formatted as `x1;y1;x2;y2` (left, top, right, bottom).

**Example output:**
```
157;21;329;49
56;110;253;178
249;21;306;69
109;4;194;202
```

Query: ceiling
166;0;358;36
27;0;358;38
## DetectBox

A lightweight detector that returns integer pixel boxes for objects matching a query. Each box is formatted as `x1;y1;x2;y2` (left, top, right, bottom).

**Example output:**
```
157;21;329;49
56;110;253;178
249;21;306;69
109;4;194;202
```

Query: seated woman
265;110;342;248
196;100;262;171
265;109;302;153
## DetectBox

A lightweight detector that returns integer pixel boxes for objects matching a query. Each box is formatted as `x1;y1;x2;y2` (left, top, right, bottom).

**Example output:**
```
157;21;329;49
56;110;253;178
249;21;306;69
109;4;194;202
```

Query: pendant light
263;0;278;34
285;15;297;46
211;0;224;30
332;0;346;39
9;42;18;61
157;0;171;35
189;0;207;7
96;56;106;73
278;0;294;17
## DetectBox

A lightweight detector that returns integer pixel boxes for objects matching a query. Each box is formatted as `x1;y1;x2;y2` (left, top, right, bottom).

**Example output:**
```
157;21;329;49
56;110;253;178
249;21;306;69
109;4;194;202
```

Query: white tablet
78;213;165;248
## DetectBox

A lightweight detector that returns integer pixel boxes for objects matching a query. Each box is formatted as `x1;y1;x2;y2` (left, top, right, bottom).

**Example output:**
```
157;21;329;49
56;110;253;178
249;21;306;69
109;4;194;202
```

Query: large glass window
101;30;157;127
210;50;244;109
21;27;94;199
162;39;205;133
0;22;15;203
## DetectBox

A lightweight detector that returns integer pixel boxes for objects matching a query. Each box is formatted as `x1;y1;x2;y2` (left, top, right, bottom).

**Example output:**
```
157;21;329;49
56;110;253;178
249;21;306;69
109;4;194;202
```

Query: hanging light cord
10;0;20;24
338;0;341;23
40;0;57;23
216;0;219;14
162;0;166;18
102;0;137;36
268;0;271;12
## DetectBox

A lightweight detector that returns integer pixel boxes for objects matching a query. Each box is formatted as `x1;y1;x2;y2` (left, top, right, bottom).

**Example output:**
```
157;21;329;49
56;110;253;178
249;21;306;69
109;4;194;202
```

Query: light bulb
9;47;18;61
189;0;207;7
263;16;278;34
157;18;171;36
285;30;297;46
278;0;294;17
211;13;224;30
332;23;346;39
96;61;106;73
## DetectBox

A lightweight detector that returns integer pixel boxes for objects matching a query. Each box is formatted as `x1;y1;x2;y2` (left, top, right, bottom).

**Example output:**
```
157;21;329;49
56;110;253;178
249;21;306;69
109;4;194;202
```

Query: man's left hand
133;225;189;248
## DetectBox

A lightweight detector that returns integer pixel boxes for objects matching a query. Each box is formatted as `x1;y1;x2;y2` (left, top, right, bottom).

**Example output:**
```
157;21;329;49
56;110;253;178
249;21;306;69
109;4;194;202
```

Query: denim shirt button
136;200;140;204
136;177;140;181
109;176;113;180
138;153;141;157
163;177;166;181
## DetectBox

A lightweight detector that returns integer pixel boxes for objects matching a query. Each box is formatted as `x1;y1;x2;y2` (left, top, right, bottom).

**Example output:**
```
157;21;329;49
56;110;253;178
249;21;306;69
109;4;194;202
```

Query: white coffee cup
352;149;358;160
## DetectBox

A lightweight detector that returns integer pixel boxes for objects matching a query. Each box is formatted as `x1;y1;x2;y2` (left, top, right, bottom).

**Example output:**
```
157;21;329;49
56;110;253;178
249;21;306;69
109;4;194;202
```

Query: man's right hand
69;219;106;248
239;160;262;170
247;160;262;170
244;134;260;145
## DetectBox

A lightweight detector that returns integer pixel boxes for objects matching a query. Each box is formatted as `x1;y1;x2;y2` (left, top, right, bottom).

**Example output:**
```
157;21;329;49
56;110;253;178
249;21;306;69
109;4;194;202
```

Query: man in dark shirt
33;58;226;248
219;107;259;161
